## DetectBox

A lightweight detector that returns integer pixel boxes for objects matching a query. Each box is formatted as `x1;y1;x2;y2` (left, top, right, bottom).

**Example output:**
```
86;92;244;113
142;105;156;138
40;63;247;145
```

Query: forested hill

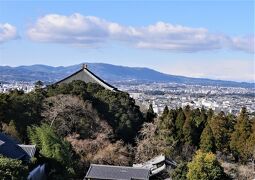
0;63;253;88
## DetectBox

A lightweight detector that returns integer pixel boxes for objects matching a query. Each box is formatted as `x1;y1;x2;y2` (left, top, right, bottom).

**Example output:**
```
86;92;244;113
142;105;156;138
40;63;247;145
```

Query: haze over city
0;1;254;82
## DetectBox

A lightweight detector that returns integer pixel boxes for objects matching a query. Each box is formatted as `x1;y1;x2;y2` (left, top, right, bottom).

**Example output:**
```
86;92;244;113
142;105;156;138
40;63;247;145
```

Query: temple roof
0;133;35;161
55;64;118;92
85;164;150;180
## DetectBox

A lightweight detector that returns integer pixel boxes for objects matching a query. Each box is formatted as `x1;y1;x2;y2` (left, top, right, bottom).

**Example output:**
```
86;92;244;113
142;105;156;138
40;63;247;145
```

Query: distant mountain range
0;63;254;88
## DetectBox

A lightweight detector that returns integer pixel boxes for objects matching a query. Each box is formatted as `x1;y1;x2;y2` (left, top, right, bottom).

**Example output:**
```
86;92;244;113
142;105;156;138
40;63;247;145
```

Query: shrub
0;156;28;179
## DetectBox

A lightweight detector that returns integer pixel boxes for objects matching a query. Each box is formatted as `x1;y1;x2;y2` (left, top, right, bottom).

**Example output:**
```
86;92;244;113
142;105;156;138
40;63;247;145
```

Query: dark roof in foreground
0;132;35;161
85;164;150;180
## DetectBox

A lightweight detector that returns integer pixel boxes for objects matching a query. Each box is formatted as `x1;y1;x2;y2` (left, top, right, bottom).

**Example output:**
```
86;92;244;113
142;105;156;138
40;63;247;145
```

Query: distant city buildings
116;82;255;115
0;81;35;93
1;81;254;115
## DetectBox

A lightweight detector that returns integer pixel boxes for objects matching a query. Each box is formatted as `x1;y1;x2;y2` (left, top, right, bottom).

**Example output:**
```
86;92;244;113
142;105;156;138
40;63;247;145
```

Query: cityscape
118;82;255;115
1;80;254;115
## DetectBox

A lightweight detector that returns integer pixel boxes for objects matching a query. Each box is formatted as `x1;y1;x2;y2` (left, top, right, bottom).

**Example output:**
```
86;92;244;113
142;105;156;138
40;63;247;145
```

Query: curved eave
54;68;118;92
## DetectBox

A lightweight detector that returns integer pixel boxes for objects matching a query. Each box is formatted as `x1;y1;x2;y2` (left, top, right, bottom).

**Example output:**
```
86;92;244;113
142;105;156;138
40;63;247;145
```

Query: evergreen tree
183;114;193;145
248;119;255;164
145;104;157;122
230;107;252;162
175;107;186;139
200;124;216;153
209;112;230;153
183;106;193;144
183;108;200;146
34;80;44;89
207;108;214;122
171;162;188;180
191;109;203;146
28;124;75;178
162;105;169;118
193;108;202;127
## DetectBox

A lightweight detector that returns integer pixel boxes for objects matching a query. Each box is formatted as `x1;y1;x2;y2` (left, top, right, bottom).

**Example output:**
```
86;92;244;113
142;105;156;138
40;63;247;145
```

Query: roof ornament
82;64;88;69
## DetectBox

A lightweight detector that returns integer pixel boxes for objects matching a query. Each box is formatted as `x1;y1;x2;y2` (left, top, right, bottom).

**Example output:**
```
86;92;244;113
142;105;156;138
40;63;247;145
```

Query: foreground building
85;164;150;180
85;155;177;180
0;132;36;162
56;64;118;92
0;132;46;180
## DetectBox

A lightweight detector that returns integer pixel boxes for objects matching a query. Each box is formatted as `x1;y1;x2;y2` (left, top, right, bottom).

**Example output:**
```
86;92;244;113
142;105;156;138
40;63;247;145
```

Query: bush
0;156;28;179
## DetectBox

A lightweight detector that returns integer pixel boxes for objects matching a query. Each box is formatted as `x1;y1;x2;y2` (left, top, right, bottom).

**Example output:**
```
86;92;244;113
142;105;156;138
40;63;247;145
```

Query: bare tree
135;122;168;163
42;94;110;138
66;133;132;167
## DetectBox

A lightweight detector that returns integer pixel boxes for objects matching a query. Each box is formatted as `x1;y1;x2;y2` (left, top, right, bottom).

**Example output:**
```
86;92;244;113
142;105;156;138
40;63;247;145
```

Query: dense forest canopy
0;80;254;179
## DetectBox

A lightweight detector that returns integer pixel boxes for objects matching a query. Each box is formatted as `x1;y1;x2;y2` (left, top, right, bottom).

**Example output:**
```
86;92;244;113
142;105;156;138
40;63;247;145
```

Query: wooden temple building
55;64;118;92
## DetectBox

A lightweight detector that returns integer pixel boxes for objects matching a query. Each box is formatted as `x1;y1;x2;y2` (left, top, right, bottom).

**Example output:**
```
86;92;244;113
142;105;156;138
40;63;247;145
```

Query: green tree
0;90;44;142
161;106;169;119
248;119;255;164
209;112;230;153
207;108;214;122
187;150;228;180
34;80;44;89
145;104;157;122
0;156;28;180
200;124;216;153
171;162;188;180
182;107;198;146
230;107;252;162
28;124;74;178
175;107;186;139
47;81;145;143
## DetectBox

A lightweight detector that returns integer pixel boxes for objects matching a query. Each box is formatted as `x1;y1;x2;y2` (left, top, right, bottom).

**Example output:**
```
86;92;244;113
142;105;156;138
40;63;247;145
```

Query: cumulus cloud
27;14;110;45
0;23;18;43
133;22;231;52
231;35;254;53
27;13;254;53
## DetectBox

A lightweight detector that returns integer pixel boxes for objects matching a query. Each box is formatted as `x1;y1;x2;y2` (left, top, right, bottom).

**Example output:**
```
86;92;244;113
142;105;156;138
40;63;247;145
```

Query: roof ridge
90;164;150;170
54;66;118;92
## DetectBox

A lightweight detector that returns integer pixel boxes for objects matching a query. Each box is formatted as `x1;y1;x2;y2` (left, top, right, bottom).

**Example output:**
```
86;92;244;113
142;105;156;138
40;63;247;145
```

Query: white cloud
0;23;18;43
231;35;254;53
27;13;254;53
27;13;110;45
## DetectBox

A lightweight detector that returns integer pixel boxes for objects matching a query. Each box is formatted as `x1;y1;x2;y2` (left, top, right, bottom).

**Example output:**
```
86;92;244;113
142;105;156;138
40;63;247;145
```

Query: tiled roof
55;65;118;92
0;133;35;161
18;144;36;158
85;164;150;180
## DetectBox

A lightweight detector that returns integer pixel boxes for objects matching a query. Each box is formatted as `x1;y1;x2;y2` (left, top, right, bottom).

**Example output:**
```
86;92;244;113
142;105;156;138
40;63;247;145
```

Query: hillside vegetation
0;81;254;179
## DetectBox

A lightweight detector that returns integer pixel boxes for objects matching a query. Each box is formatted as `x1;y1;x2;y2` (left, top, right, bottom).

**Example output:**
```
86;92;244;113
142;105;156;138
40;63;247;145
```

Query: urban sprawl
1;81;254;115
117;82;255;115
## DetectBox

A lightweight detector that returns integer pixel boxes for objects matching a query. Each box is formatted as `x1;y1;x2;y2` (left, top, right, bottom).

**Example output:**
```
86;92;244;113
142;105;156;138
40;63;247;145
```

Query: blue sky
0;0;254;82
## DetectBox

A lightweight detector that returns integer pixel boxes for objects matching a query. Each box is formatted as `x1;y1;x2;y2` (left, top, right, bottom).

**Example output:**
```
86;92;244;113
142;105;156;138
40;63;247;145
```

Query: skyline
0;1;254;82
